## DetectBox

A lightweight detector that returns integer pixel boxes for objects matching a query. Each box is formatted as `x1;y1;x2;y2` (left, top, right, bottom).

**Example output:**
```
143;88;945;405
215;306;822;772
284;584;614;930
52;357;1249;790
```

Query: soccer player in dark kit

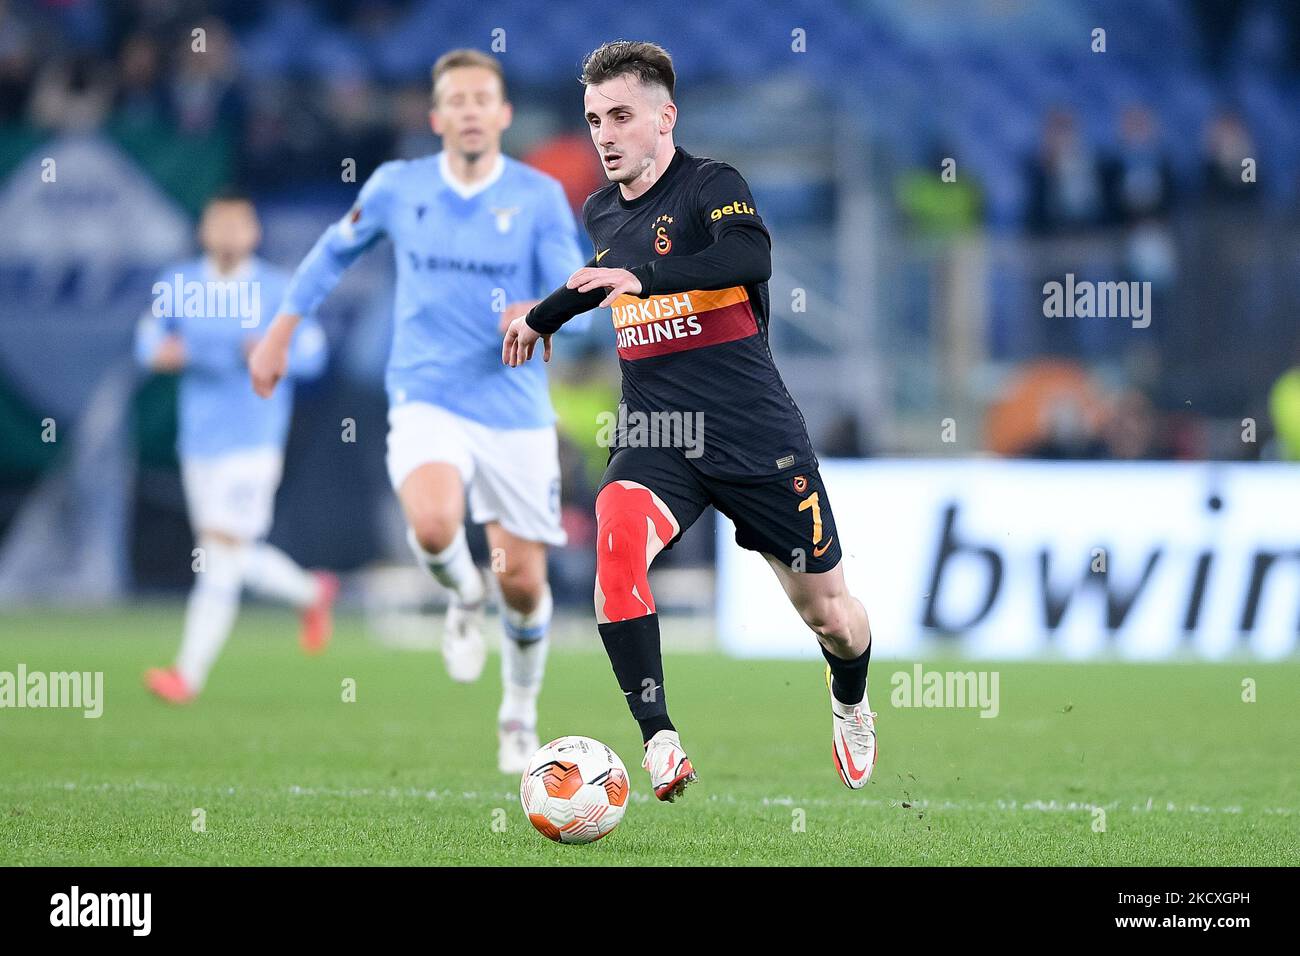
503;40;876;801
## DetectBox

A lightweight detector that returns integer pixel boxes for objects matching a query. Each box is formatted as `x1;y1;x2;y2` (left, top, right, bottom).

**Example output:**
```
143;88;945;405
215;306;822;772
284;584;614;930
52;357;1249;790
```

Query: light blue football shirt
134;256;328;459
279;153;592;429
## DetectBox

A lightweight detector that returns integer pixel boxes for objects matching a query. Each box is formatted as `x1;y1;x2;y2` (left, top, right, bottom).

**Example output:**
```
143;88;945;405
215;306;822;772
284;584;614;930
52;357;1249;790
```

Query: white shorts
181;447;284;541
385;401;566;547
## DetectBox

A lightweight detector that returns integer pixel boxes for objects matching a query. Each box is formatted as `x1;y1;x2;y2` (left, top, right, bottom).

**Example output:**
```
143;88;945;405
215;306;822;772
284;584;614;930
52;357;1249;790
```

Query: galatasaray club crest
653;213;673;255
490;206;521;234
792;475;808;494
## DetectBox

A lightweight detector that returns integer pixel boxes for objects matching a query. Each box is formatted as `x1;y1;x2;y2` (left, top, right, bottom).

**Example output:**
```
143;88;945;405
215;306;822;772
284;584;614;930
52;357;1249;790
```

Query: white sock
499;586;552;727
243;542;317;608
176;538;247;692
407;526;484;606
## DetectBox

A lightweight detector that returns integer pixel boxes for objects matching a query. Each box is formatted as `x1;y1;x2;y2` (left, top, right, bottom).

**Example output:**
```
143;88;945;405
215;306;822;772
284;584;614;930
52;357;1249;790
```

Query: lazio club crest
491;206;521;234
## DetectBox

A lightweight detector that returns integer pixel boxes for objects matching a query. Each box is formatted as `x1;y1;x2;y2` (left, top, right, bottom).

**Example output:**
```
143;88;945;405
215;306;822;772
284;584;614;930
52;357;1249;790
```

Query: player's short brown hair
580;40;675;100
431;49;507;104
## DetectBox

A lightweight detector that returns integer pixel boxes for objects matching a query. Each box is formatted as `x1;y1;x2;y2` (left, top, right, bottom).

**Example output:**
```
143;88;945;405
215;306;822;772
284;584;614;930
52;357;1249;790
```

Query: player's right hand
502;314;551;367
248;318;293;397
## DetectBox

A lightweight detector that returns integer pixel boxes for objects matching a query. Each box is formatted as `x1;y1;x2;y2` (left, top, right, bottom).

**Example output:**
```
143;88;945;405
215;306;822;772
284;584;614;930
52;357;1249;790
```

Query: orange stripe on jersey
610;287;749;328
610;286;758;359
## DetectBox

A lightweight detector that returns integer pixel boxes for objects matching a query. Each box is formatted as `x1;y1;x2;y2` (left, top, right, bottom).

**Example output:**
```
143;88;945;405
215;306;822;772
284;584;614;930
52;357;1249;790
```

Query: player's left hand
502;314;551;366
567;267;642;308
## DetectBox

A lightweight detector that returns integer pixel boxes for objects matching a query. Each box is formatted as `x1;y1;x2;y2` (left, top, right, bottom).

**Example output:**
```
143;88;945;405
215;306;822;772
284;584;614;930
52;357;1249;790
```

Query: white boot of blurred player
443;588;488;682
497;585;551;774
407;526;487;682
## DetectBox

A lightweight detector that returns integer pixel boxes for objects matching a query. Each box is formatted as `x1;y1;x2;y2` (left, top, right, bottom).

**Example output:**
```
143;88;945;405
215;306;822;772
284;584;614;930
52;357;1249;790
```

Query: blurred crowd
7;1;1293;218
0;1;623;215
1023;105;1258;236
4;5;379;194
3;0;1299;465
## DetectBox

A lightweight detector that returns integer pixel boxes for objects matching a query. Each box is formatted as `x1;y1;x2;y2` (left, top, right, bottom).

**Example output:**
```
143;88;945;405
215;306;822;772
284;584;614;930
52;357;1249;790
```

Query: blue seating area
223;0;1297;225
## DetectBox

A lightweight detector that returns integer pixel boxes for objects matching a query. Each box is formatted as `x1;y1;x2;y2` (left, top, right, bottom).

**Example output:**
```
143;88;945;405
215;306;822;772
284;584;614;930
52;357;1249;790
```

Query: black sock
821;638;871;706
598;613;674;743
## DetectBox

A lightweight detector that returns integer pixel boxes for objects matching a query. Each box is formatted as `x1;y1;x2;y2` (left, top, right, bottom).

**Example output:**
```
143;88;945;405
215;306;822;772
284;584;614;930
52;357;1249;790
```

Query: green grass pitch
1;606;1296;866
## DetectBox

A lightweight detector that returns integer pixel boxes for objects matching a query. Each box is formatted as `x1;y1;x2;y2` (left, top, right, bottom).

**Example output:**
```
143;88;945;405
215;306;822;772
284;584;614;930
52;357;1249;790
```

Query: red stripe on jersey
614;300;758;360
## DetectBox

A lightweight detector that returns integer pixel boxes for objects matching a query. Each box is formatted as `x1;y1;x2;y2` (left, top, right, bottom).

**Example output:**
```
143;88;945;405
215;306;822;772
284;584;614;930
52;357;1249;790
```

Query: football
519;736;630;843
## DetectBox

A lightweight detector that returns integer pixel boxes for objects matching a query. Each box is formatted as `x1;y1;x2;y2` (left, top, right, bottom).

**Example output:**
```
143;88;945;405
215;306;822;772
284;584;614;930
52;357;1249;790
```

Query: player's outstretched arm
278;163;395;318
251;162;394;395
249;312;300;397
283;316;329;381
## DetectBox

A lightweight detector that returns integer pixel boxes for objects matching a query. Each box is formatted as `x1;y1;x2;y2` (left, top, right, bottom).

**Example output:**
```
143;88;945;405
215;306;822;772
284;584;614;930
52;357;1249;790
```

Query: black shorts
598;445;843;572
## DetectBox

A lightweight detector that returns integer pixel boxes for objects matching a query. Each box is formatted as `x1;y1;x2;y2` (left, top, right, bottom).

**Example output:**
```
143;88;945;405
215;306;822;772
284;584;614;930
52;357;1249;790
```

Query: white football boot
442;591;487;683
827;665;878;789
642;729;697;801
498;720;539;775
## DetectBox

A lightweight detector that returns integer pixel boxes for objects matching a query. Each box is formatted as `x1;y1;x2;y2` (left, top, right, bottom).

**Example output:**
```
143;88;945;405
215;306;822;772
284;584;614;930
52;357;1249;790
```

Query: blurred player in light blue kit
136;192;335;704
249;50;592;773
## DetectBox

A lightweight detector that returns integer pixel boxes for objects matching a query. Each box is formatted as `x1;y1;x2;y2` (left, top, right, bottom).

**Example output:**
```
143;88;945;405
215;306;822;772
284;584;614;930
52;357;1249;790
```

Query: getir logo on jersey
709;200;756;221
610;286;758;359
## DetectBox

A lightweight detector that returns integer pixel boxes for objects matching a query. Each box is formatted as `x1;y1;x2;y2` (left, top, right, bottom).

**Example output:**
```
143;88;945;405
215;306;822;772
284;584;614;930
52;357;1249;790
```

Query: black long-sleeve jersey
526;146;816;481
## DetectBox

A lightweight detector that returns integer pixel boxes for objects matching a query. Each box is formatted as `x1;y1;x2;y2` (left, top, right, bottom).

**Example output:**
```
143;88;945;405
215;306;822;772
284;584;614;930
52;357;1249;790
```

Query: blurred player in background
249;50;592;773
136;191;335;704
504;41;876;799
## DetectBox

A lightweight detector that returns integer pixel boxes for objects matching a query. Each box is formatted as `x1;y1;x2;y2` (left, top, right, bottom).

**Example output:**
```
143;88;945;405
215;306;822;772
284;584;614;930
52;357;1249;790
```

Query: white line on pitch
7;780;1295;816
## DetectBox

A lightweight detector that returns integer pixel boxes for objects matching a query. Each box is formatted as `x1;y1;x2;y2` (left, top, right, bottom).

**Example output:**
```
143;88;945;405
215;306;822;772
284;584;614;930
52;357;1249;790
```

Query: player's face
199;201;260;267
584;76;671;185
431;66;512;161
